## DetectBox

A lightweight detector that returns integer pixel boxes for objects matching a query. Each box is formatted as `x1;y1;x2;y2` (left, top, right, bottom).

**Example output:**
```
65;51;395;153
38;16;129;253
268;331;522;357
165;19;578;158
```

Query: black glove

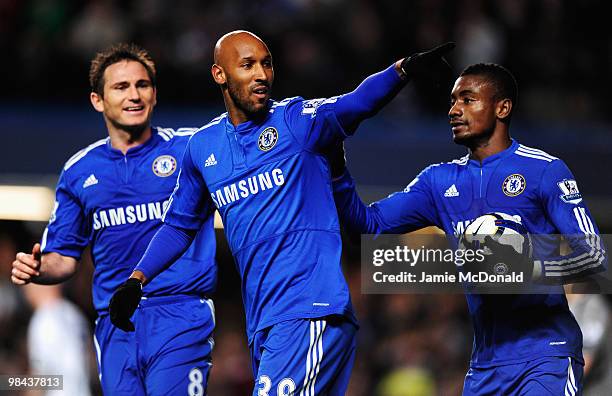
483;236;533;283
400;42;455;81
109;278;143;332
457;234;533;291
322;140;346;179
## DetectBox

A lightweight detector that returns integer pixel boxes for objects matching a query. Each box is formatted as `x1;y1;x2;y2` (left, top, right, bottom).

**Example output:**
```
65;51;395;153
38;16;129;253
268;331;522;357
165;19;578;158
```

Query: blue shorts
94;295;215;396
463;356;583;396
250;315;357;396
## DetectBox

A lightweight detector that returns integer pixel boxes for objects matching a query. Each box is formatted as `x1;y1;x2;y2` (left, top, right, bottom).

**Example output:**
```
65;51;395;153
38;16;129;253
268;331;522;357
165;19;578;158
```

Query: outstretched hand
400;42;455;81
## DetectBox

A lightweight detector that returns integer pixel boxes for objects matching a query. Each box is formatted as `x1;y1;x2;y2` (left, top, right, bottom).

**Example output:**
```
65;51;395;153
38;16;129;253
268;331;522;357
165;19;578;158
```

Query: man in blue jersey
330;63;607;395
109;31;454;395
11;43;217;396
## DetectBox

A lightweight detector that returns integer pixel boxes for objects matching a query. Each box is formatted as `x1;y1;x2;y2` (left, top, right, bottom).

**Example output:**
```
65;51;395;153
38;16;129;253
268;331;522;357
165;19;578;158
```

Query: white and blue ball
463;212;532;258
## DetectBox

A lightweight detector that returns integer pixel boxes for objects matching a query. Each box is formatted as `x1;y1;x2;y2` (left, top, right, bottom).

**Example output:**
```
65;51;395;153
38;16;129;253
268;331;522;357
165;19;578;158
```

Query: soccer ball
462;212;532;258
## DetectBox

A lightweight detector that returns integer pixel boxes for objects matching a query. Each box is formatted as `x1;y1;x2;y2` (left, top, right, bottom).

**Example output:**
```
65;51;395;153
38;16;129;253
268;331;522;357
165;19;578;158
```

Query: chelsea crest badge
502;174;526;197
258;127;278;151
152;155;177;177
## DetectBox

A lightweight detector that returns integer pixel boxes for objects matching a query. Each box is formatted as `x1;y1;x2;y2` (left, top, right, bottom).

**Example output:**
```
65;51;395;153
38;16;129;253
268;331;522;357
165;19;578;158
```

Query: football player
331;63;607;395
110;31;454;395
12;43;217;396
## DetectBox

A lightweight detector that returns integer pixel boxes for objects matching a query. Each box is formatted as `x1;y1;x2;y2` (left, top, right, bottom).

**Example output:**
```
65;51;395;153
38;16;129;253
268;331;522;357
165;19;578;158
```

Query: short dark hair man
331;63;606;395
13;43;218;395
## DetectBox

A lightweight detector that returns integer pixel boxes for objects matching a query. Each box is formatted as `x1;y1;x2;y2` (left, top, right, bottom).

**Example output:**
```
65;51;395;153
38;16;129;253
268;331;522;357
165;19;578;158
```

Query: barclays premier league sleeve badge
557;179;582;204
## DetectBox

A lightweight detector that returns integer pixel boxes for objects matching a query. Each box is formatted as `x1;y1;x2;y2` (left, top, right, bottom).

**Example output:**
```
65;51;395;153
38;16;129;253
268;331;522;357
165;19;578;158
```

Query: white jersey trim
300;320;326;396
269;96;299;114
64;138;108;170
272;97;298;108
172;127;198;136
93;333;102;382
517;144;558;160
40;227;49;252
564;357;577;396
196;114;227;133
157;128;173;141
543;207;605;276
156;127;198;141
515;149;554;162
203;298;215;326
425;154;470;173
449;154;470;165
515;145;558;162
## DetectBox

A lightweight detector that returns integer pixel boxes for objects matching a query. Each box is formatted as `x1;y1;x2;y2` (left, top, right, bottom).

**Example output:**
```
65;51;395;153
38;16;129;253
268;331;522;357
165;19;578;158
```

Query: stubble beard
226;78;268;120
109;117;150;140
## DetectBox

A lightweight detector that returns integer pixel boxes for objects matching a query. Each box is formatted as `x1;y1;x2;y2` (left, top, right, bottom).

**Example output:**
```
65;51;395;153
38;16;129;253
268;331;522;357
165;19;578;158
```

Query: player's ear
496;98;512;121
211;64;226;85
90;91;104;113
152;87;157;107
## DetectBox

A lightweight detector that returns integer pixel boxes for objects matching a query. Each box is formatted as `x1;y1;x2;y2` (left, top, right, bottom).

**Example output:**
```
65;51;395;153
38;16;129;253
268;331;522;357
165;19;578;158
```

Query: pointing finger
428;42;456;57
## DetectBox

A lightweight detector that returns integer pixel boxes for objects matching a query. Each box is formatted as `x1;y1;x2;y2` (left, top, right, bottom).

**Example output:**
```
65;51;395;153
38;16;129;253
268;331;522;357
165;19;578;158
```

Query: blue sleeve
40;170;89;259
332;167;439;235
133;224;195;282
284;64;404;151
162;136;215;229
333;64;404;134
536;159;607;282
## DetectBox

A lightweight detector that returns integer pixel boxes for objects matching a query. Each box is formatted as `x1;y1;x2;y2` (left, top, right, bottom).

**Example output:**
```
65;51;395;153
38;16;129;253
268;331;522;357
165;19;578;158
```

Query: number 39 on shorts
257;375;296;396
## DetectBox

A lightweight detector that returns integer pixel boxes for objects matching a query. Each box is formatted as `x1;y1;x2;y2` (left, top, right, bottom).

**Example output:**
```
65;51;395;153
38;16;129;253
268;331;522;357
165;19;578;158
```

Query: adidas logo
444;184;459;197
83;174;98;188
204;154;217;167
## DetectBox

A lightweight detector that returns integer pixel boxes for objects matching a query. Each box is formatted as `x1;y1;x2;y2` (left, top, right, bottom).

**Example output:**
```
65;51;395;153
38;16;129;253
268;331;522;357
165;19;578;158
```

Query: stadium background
0;1;610;395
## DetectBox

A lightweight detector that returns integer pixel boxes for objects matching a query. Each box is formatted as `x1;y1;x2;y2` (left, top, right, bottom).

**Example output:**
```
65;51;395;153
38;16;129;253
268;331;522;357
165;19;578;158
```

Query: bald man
111;30;454;395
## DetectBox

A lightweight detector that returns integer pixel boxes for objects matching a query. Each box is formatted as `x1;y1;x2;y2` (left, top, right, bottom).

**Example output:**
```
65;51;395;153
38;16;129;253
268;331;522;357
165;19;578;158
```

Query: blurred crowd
1;0;610;121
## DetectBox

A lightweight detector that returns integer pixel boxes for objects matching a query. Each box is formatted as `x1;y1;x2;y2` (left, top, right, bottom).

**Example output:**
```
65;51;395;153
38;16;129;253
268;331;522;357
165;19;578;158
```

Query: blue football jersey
333;139;607;367
163;97;357;342
41;127;217;314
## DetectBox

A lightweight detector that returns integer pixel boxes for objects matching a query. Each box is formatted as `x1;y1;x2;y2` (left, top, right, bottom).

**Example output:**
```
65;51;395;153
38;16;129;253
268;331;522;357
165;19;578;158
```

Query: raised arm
334;42;455;134
284;43;455;151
